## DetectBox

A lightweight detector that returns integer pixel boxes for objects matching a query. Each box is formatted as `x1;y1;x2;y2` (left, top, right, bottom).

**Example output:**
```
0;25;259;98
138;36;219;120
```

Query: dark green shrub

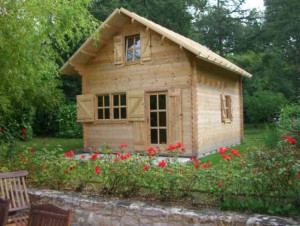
56;103;82;138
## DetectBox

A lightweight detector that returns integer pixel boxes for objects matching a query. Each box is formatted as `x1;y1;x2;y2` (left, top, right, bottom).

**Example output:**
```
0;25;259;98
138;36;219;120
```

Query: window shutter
220;94;226;122
168;88;182;144
114;35;124;65
140;30;151;61
127;90;145;121
228;96;233;120
77;94;95;122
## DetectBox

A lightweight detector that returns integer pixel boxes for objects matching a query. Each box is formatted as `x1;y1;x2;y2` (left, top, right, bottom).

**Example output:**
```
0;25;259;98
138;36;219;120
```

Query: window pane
104;95;110;106
114;108;119;119
135;37;140;48
151;129;158;144
158;94;166;109
159;112;166;127
134;49;140;60
127;50;133;61
105;108;110;119
121;107;126;119
150;112;157;127
120;94;126;105
98;96;103;107
98;109;103;119
127;37;134;49
113;95;119;106
150;95;157;110
159;129;167;144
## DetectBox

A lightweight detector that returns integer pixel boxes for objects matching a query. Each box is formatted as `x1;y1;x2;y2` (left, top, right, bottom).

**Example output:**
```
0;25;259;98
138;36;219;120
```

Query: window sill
222;119;232;124
125;60;140;66
93;119;129;124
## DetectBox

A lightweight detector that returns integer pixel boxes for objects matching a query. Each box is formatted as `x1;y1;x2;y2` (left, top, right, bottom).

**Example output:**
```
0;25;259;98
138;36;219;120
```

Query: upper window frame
125;34;141;62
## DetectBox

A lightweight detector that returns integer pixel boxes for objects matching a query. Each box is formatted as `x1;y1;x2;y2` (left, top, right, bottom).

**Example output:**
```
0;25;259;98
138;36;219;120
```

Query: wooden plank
0;171;28;179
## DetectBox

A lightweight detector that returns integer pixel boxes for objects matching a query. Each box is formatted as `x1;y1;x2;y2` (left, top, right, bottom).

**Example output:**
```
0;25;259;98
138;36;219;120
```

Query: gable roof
60;8;252;78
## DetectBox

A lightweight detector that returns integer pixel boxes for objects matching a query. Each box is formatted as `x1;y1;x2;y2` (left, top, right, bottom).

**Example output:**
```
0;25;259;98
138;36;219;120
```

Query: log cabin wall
196;60;242;154
82;22;193;155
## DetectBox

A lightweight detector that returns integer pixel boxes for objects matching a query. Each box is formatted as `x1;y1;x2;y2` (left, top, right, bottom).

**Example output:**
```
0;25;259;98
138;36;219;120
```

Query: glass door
149;92;167;144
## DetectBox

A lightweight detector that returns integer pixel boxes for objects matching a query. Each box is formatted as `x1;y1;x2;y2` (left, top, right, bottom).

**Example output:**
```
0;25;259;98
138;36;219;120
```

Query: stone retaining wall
29;189;299;226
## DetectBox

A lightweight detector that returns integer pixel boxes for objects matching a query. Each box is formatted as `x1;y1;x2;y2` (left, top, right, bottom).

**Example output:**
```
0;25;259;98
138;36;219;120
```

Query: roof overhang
60;8;252;78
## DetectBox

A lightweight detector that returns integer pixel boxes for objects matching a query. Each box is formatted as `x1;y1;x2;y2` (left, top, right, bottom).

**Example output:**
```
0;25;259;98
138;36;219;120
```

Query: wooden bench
0;171;30;226
29;204;72;226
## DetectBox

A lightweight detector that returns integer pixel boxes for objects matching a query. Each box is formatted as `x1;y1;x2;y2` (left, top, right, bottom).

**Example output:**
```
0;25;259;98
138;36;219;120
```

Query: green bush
276;104;300;148
244;91;287;124
56;103;82;138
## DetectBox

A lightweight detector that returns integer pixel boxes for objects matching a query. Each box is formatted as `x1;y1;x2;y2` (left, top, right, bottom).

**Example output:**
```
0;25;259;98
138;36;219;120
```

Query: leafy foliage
244;91;287;124
0;0;98;139
56;103;82;138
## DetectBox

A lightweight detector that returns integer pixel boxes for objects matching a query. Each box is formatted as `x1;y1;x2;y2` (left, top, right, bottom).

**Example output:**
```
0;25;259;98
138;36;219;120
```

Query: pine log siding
195;60;242;154
82;23;193;155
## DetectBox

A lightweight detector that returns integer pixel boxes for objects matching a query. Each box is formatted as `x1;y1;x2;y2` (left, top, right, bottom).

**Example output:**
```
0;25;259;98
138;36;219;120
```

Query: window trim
125;34;141;63
95;93;128;122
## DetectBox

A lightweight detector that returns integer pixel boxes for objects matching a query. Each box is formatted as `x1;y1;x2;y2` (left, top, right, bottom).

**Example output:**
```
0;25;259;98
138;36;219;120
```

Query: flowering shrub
1;138;299;215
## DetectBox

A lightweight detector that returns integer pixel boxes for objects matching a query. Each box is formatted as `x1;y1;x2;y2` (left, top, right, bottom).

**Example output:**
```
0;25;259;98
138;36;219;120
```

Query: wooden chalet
60;8;252;156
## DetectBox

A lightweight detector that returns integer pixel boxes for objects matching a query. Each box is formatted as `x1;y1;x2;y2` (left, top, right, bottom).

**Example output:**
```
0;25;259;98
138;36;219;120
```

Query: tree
193;0;260;56
0;0;98;138
89;0;206;37
244;91;287;124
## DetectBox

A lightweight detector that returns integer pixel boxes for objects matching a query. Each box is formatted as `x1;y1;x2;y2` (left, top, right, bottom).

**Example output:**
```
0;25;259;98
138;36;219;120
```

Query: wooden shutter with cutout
220;94;226;122
77;94;95;122
140;30;151;61
168;89;182;144
127;90;145;121
114;35;124;65
227;95;233;121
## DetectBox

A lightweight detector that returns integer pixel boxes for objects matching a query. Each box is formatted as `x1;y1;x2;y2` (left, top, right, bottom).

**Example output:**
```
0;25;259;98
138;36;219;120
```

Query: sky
209;0;265;11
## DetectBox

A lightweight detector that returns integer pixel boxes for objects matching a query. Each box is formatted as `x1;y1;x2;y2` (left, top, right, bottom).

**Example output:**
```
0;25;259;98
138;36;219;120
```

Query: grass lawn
10;124;266;159
200;124;266;164
12;137;83;152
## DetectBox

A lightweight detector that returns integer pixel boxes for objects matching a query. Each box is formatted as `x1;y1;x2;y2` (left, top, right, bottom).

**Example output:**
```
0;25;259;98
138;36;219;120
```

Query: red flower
218;147;228;155
29;149;36;154
65;150;75;158
95;166;101;175
218;181;223;188
283;136;296;145
158;160;166;167
125;153;130;159
166;144;176;151
147;147;157;157
90;152;99;161
22;128;26;140
297;173;300;180
21;158;28;163
231;149;239;156
224;155;231;161
181;147;186;151
144;165;150;171
202;163;208;169
176;142;182;148
207;161;212;167
42;165;47;170
113;157;119;162
80;155;86;159
119;142;128;148
120;155;126;160
69;166;75;171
